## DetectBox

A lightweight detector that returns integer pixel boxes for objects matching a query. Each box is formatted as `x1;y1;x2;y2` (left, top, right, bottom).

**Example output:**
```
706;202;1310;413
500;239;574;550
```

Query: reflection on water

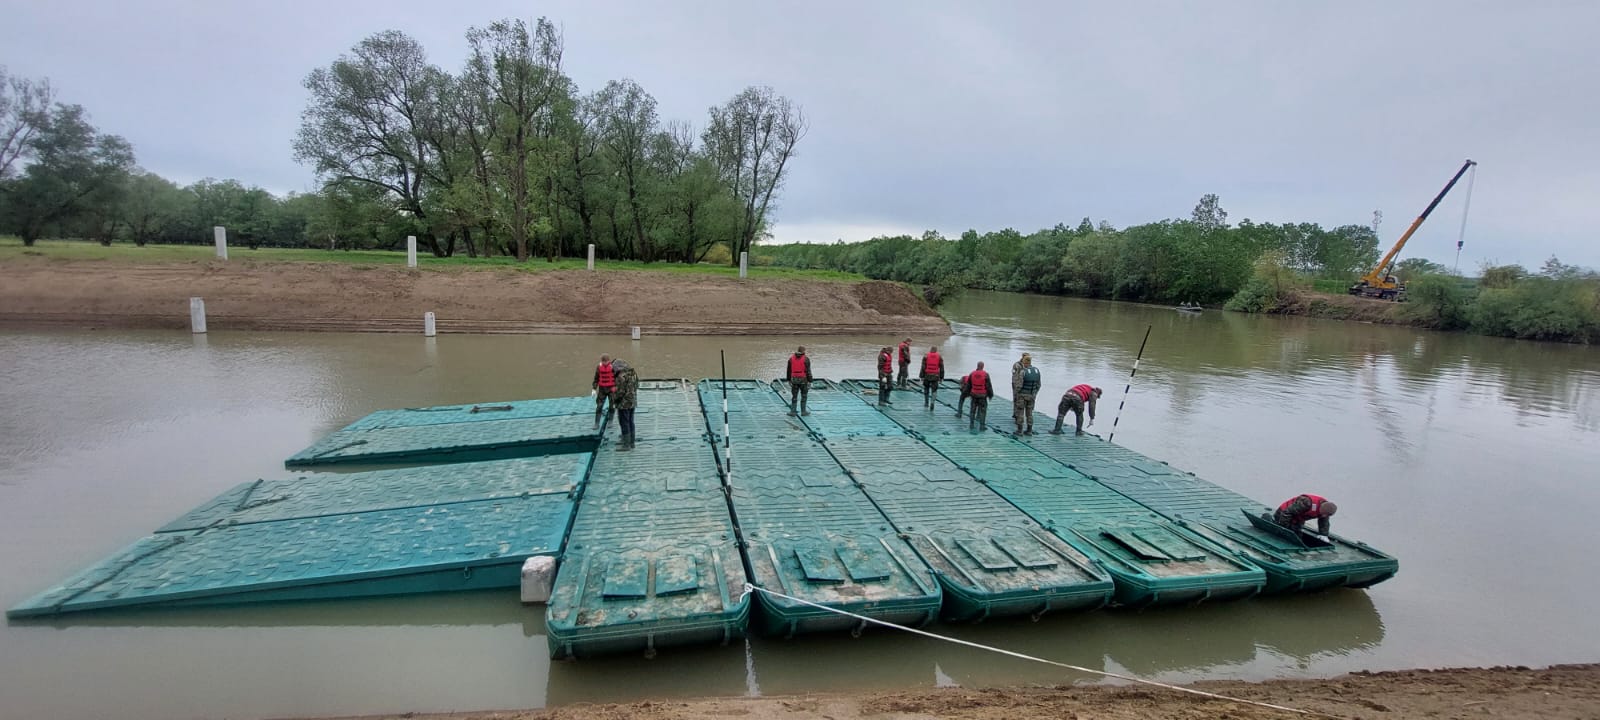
1;290;1597;719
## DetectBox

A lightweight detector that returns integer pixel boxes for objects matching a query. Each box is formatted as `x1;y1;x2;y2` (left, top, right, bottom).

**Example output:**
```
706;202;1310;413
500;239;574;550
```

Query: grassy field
0;238;865;281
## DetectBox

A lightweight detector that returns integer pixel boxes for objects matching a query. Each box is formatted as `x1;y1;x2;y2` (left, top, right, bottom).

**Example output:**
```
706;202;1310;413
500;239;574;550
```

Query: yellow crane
1350;159;1477;300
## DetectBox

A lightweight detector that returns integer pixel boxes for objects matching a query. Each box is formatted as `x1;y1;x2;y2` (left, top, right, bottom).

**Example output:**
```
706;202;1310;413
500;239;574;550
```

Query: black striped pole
720;350;731;480
1107;325;1151;443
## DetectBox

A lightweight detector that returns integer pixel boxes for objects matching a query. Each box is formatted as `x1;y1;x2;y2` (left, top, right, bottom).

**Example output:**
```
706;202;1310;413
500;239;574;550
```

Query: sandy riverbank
335;664;1600;719
0;258;949;335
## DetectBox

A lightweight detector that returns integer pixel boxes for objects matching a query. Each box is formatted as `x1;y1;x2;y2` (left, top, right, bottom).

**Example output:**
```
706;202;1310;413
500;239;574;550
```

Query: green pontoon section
546;380;750;659
845;380;1265;607
285;397;600;467
970;388;1399;593
8;456;588;618
697;380;942;637
788;381;1114;621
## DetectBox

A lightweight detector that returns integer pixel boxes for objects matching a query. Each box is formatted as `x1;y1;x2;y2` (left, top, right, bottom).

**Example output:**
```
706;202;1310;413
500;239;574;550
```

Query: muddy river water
2;290;1596;719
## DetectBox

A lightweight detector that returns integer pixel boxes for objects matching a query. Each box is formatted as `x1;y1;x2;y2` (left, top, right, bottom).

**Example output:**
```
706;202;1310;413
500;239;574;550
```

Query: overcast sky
3;0;1596;269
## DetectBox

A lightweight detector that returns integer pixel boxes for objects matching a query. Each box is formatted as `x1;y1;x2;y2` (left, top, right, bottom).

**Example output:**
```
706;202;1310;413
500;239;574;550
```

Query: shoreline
0;258;950;336
334;664;1600;719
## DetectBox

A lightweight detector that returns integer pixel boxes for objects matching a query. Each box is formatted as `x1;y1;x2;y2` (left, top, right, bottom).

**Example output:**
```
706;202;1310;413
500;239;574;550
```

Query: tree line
0;20;806;262
760;195;1384;305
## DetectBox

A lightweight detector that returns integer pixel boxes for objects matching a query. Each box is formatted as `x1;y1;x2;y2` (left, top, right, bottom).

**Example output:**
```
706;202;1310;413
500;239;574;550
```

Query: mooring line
741;583;1339;718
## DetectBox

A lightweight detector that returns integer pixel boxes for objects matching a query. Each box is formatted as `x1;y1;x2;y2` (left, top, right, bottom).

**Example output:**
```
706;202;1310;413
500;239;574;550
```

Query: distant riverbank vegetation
760;196;1600;344
1;18;803;265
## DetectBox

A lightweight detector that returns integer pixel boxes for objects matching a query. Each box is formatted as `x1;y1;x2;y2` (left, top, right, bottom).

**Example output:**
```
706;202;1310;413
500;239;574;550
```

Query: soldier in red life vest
963;361;995;431
920;346;945;410
1050;384;1102;435
876;346;895;406
1273;494;1338;540
591;354;618;428
897;337;912;389
785;346;813;416
955;372;971;418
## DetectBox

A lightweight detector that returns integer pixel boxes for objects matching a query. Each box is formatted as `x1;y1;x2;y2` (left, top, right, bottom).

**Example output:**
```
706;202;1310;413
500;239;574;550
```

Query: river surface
2;290;1597;720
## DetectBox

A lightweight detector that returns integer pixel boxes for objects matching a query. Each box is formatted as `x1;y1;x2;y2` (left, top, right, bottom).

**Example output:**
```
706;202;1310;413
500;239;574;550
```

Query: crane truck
1349;159;1477;300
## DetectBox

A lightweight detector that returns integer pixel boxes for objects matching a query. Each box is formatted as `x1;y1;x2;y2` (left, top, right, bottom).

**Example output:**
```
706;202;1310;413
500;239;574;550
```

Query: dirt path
341;665;1600;719
0;259;949;336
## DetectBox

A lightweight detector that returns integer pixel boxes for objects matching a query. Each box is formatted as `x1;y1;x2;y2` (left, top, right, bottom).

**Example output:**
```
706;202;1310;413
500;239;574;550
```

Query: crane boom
1363;160;1472;286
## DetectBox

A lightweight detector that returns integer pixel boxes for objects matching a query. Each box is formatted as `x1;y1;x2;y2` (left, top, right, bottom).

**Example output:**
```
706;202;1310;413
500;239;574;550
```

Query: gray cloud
2;0;1594;268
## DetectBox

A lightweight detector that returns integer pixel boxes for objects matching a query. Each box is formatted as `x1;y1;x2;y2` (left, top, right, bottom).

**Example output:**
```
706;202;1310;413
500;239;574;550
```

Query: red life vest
924;351;942;374
596;361;616;389
879;352;892;375
969;369;990;396
898;342;910;363
788;354;808;379
1070;384;1096;401
1278;494;1330;520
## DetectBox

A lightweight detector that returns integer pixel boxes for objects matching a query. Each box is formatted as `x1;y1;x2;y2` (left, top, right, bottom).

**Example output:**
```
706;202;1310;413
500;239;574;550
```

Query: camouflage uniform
1274;494;1332;535
612;360;639;450
1013;365;1041;434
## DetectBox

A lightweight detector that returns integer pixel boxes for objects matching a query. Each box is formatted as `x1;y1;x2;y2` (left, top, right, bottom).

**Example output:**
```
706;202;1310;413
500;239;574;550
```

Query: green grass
0;237;864;281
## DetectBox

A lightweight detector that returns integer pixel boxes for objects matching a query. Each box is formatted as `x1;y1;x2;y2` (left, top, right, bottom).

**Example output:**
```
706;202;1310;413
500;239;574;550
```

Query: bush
1225;252;1304;313
1403;274;1473;330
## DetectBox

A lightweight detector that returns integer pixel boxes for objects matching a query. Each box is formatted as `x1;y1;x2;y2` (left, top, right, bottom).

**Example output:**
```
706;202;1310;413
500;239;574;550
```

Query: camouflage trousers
1013;393;1036;429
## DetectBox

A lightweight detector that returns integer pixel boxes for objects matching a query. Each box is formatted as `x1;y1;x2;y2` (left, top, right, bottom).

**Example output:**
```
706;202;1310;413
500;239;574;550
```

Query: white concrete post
213;226;228;260
406;235;417;268
424;311;437;337
739;251;748;278
630;325;641;340
587;244;595;271
190;297;207;334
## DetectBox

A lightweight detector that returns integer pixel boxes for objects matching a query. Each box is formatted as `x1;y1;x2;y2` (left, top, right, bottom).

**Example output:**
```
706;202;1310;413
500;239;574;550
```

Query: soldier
955;371;972;418
964;361;995;431
1012;355;1041;435
611;359;639;450
1010;353;1031;397
877;346;895;406
1050;384;1102;435
920;345;945;410
896;337;912;389
591;353;617;428
1273;494;1338;541
785;346;813;416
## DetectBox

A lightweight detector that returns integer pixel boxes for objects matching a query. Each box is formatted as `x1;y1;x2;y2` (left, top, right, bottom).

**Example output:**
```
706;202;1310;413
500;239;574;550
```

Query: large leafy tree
1;67;53;181
294;30;447;254
703;86;806;265
595;79;659;261
1;103;134;245
464;18;565;262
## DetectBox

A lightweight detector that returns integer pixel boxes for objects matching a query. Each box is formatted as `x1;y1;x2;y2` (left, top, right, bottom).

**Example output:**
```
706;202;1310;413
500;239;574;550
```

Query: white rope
741;583;1337;718
1454;163;1477;274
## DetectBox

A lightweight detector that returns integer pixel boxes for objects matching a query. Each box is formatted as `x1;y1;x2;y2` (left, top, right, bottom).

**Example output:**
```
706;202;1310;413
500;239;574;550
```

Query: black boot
800;399;809;416
1050;420;1064;435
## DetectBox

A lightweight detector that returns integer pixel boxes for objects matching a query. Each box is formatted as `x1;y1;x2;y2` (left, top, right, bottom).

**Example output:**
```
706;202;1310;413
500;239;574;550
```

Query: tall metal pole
721;350;731;481
1107;325;1151;443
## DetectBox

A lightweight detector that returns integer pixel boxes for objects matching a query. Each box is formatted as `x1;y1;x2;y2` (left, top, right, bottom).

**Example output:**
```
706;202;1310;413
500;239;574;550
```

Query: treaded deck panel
159;456;587;532
791;382;1112;620
8;483;581;618
547;380;749;659
841;379;1265;607
697;380;942;637
340;397;596;430
949;383;1398;593
285;412;598;467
